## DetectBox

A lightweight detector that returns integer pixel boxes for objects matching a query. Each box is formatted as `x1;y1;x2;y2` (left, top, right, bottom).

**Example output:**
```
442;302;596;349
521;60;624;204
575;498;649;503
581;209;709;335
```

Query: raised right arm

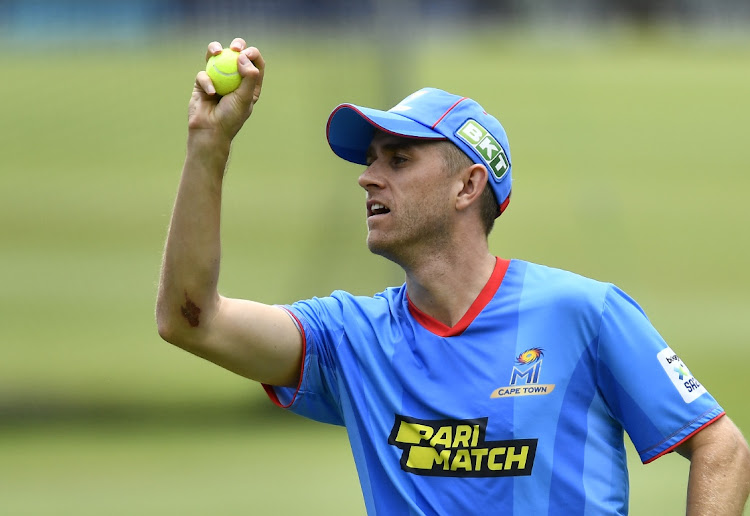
156;39;302;387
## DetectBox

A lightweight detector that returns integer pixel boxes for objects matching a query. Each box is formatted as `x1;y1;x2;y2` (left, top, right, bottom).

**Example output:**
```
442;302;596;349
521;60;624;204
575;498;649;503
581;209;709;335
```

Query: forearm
684;419;750;516
157;132;231;340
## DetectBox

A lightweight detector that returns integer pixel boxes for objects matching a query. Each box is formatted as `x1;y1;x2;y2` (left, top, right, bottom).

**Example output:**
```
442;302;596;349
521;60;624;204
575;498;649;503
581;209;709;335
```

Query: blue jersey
265;258;724;515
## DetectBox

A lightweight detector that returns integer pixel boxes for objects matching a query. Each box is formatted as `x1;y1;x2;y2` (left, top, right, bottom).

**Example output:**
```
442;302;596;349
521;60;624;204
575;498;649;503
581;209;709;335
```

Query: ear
454;164;489;213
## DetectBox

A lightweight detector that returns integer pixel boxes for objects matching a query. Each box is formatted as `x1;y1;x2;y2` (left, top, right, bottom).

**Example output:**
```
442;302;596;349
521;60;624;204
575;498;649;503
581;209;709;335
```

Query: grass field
1;27;749;514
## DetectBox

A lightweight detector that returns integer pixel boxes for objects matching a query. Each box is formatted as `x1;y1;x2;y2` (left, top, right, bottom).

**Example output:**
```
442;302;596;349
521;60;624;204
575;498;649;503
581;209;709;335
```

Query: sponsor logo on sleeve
656;347;707;403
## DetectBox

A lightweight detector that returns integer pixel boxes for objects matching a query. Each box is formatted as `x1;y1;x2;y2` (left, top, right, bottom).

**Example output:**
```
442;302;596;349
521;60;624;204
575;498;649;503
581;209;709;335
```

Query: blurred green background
1;2;749;514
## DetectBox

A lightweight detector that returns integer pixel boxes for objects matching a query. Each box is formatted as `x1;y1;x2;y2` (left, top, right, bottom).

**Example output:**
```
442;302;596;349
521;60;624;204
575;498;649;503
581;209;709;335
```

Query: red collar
407;257;511;337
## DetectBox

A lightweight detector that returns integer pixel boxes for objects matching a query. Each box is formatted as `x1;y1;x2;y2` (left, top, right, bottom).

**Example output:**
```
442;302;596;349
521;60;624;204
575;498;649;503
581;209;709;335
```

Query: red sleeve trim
407;257;511;337
643;411;726;464
262;307;307;409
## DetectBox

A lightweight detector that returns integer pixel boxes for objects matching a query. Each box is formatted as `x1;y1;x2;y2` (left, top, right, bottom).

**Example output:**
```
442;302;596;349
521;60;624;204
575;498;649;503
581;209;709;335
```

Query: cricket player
157;38;750;515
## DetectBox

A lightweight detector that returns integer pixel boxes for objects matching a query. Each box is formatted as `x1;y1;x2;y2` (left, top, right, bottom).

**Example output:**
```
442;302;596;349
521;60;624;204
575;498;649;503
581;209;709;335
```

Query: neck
403;246;497;328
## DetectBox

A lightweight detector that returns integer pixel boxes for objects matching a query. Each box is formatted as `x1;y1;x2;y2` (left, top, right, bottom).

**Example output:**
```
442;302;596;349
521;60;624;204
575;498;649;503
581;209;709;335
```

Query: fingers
204;41;224;62
200;38;263;99
241;46;265;75
193;38;265;138
236;46;265;103
205;38;247;61
229;38;247;52
200;39;249;97
237;47;262;79
195;70;215;96
187;39;266;140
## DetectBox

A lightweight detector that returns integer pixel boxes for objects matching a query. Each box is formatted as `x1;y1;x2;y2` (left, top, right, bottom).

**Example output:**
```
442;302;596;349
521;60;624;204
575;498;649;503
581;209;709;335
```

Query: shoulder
512;260;655;338
332;286;407;313
511;259;612;311
287;285;407;326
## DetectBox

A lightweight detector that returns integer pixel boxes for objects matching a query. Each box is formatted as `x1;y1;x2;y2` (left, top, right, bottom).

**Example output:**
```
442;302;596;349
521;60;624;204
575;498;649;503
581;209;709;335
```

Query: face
359;132;458;263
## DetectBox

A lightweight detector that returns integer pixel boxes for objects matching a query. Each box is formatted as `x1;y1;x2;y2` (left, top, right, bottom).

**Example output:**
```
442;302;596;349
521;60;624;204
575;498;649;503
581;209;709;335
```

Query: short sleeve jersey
265;258;724;515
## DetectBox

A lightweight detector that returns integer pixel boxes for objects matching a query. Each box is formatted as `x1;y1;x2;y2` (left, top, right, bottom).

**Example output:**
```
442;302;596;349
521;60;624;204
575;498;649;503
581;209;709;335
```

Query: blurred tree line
1;0;749;41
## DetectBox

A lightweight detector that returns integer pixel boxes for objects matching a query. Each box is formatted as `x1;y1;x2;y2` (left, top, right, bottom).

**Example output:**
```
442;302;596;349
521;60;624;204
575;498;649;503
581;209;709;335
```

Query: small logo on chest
490;347;556;398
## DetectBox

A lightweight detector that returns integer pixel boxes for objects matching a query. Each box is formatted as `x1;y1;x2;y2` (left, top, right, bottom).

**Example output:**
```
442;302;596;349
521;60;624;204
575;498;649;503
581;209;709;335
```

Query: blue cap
326;87;512;216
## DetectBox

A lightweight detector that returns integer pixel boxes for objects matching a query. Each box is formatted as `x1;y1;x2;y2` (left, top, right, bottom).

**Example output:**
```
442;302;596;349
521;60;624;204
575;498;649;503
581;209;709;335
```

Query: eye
391;155;408;166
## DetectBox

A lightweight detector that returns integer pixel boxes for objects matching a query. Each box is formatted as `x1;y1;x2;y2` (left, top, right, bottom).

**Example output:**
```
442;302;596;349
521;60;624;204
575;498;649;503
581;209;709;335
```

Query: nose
358;164;385;191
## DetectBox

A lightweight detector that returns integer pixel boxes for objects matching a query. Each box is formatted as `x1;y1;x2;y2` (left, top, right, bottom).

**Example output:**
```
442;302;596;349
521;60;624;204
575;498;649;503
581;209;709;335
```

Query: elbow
156;312;195;350
156;315;175;344
156;307;177;344
155;289;216;350
155;288;187;345
156;292;219;349
155;296;184;346
155;298;205;350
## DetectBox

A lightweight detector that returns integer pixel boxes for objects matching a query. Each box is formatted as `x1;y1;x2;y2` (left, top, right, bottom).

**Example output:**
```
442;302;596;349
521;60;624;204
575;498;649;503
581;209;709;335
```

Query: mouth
367;200;391;219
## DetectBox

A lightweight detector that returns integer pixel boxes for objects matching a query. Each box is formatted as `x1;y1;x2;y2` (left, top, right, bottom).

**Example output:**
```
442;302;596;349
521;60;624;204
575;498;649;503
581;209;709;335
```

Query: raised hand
188;38;265;141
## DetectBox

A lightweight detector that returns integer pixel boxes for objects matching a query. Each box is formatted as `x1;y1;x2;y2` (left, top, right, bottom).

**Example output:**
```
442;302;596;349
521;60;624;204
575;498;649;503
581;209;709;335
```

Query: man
157;38;750;515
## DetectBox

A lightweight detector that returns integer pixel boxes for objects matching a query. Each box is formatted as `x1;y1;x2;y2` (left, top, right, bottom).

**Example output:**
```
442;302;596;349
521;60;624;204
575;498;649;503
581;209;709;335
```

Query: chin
368;238;415;270
366;234;398;261
366;236;386;256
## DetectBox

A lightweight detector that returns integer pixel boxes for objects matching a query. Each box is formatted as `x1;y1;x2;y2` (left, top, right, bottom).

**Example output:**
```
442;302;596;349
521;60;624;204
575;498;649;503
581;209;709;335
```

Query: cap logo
455;120;509;181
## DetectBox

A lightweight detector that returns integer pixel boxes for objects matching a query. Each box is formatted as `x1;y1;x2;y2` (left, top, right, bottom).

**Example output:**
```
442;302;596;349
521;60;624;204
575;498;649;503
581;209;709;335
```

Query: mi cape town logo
455;119;510;181
490;348;556;399
388;415;537;477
